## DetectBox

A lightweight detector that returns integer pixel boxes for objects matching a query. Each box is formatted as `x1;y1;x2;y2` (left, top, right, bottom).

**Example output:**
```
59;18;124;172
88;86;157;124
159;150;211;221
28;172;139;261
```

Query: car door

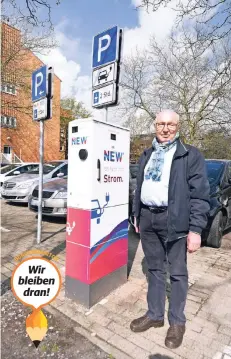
4;164;27;180
51;164;68;178
220;162;231;228
19;164;38;174
226;162;231;226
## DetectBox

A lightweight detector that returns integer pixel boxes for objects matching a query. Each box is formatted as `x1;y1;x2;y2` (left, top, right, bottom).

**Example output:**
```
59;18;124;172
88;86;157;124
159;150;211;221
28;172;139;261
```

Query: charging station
65;117;130;308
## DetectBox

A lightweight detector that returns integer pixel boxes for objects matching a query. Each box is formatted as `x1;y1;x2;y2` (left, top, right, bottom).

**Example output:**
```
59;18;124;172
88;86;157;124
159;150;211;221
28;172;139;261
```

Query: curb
46;304;132;359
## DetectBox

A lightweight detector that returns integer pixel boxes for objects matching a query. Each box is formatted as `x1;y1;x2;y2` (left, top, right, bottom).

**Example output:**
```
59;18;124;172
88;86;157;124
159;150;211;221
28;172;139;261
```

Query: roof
1;22;20;33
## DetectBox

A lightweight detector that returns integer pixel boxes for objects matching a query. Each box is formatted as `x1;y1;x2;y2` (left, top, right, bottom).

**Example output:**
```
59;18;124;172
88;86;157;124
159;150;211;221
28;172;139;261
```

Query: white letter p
98;35;111;63
35;72;43;96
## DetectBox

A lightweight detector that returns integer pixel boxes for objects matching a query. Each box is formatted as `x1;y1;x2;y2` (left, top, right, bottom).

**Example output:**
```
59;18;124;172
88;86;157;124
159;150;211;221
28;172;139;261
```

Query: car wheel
206;211;224;248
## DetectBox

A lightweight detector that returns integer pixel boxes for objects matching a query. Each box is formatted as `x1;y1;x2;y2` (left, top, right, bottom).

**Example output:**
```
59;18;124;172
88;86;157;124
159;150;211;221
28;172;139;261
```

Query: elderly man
131;110;210;349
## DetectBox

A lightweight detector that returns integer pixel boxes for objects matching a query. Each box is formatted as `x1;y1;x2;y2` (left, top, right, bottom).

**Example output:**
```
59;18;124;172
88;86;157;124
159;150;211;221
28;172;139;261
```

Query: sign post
32;65;53;244
91;26;123;113
38;119;44;244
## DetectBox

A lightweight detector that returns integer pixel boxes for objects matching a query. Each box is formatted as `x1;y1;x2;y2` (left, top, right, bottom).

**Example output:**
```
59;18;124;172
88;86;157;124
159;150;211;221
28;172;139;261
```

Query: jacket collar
174;139;188;158
144;138;188;158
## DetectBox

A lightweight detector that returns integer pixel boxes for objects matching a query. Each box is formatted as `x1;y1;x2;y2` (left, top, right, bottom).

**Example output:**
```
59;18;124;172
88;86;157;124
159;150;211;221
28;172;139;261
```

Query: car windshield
0;164;19;174
206;161;225;184
27;162;64;175
130;165;139;179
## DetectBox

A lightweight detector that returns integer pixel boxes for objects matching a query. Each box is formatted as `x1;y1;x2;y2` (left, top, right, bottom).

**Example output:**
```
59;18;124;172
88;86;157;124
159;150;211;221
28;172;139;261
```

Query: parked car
1;160;68;203
129;159;231;248
129;164;139;220
0;163;39;198
202;159;231;248
28;176;67;217
0;163;39;187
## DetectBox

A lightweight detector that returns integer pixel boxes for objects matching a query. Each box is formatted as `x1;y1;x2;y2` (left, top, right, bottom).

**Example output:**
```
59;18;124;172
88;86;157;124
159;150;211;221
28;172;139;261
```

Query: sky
37;0;180;123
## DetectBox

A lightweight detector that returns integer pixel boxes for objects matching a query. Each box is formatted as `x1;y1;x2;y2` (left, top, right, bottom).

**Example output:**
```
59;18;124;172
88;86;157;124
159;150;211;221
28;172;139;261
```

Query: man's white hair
155;110;179;123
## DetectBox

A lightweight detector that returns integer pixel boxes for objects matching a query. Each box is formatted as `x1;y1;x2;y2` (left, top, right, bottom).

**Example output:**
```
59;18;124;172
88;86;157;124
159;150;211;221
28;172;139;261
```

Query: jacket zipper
177;235;188;239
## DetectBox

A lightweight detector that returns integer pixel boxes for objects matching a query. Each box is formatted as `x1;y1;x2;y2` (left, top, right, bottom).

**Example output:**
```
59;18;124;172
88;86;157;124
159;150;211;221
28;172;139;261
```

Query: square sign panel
33;98;47;121
92;26;119;68
32;65;47;102
92;63;117;89
92;83;116;107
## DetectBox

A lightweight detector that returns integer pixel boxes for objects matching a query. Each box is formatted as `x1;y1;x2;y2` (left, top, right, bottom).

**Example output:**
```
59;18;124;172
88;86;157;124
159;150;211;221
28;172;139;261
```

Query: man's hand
187;232;201;253
134;217;140;233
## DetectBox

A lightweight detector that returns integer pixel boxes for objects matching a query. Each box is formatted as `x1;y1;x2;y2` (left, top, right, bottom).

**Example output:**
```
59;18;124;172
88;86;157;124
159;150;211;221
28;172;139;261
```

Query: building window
1;115;17;128
1;83;16;95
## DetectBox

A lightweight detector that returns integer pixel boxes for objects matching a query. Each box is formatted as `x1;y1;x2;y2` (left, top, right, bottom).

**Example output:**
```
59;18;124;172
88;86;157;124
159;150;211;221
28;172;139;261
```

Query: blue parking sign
92;26;119;68
32;65;47;102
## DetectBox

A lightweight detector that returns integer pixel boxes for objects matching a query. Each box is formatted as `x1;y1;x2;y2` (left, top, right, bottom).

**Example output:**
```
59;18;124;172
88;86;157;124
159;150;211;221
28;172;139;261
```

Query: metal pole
37;119;44;244
105;107;108;122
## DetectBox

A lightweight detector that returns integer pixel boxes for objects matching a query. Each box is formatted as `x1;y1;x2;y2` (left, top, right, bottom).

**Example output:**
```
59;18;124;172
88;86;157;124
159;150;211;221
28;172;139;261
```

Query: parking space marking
0;226;11;233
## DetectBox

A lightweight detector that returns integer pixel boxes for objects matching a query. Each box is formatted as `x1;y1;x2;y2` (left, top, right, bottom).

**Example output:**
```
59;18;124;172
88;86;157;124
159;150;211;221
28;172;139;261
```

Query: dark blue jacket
133;139;210;241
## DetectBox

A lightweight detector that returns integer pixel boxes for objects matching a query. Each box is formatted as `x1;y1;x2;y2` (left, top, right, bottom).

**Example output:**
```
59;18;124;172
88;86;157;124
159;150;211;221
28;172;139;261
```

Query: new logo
72;136;87;145
104;150;124;162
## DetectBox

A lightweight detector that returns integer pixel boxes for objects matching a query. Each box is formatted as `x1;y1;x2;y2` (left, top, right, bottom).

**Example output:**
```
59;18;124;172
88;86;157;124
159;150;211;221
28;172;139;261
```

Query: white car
1;161;68;203
0;163;39;195
28;176;67;217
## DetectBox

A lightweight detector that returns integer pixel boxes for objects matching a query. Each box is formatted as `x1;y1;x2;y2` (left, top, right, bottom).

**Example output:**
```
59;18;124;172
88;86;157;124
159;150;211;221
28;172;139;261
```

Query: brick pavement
1;201;231;359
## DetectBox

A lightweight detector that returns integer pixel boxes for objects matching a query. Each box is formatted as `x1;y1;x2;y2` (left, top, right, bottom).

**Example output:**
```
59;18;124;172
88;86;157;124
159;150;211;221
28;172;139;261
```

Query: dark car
129;164;139;220
129;159;231;247
202;159;231;248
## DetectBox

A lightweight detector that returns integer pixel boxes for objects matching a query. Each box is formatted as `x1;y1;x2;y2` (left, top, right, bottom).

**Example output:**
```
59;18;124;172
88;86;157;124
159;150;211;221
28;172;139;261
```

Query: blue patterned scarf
145;133;179;182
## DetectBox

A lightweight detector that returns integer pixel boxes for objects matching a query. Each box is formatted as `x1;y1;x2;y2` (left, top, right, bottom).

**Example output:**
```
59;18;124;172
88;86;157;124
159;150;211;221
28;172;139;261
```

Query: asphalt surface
1;291;113;359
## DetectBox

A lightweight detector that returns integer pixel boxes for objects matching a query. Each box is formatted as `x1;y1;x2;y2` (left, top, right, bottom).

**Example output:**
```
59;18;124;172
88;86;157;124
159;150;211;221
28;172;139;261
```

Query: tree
1;20;56;117
1;0;58;116
123;113;154;137
60;98;91;159
1;0;60;29
200;129;231;159
121;30;231;144
138;0;231;45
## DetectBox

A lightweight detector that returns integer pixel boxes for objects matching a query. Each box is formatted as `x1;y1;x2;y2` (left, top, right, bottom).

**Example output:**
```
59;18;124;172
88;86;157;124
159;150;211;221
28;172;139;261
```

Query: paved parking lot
1;200;231;359
1;200;66;281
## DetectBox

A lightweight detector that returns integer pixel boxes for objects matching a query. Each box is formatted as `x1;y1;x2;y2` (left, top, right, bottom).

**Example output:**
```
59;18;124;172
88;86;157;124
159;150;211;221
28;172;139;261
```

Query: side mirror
13;170;20;175
57;172;64;178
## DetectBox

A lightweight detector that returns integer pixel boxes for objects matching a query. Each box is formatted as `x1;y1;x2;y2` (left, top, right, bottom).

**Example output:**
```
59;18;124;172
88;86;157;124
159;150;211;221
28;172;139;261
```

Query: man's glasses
156;123;177;130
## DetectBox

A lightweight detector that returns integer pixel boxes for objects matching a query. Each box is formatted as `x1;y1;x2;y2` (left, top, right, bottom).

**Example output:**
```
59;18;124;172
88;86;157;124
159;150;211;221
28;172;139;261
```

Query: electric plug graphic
66;221;75;236
105;192;110;204
91;193;110;224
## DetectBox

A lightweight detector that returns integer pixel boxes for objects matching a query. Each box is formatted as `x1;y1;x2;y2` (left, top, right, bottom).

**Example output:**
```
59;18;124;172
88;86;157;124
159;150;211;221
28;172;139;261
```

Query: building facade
1;22;62;163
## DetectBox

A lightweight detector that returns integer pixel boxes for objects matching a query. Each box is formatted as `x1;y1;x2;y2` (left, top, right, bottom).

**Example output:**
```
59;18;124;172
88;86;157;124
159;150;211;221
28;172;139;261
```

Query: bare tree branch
138;0;231;44
2;0;60;29
121;28;231;144
1;21;56;116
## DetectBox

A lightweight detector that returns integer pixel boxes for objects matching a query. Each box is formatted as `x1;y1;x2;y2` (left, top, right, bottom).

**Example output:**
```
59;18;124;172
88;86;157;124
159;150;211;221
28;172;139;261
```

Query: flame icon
66;221;75;236
26;310;48;347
